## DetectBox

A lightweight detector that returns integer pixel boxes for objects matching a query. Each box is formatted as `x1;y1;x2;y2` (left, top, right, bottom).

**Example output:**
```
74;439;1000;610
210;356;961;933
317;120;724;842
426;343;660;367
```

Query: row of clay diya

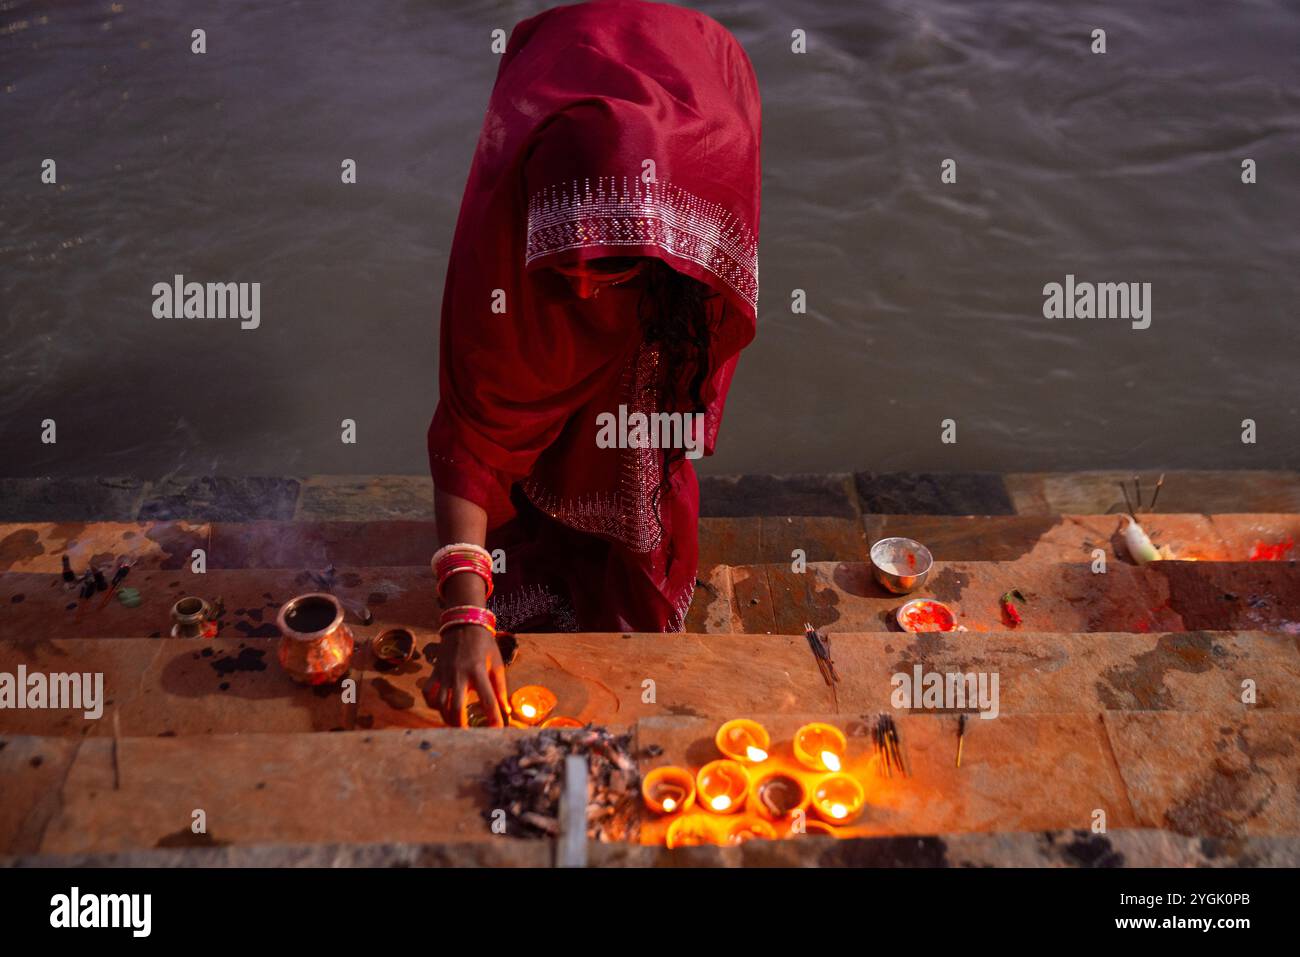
642;719;867;848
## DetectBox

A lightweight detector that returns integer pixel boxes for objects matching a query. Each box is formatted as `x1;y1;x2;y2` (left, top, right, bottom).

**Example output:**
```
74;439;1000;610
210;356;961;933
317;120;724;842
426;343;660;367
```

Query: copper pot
275;593;354;685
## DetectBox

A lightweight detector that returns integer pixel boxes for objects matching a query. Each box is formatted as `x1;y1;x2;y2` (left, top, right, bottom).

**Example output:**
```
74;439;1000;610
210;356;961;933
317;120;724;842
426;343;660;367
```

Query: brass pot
275;592;354;685
171;596;212;639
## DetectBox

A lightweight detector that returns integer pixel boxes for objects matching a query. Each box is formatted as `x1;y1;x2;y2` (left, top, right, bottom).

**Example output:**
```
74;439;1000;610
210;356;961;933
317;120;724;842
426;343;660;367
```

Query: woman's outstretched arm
427;487;511;727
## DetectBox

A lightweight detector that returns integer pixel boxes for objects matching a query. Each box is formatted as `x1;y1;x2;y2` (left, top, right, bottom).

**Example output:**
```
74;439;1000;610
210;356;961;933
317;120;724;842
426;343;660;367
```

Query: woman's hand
426;623;511;727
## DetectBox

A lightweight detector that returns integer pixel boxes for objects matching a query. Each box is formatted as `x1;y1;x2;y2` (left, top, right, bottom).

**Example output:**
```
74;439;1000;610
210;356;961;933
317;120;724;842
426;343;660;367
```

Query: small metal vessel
275;592;354;685
870;537;934;594
170;596;214;639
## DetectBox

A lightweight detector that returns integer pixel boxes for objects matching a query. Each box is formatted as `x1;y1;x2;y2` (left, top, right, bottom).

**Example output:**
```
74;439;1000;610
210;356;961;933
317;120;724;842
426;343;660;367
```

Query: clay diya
797;819;841;838
372;627;416;667
696;759;750;814
793;722;848;773
276;593;354;685
666;815;716;849
725;818;778;845
509;685;557;726
715;718;770;764
811;773;865;825
750;770;809;821
642;766;696;815
541;716;585;729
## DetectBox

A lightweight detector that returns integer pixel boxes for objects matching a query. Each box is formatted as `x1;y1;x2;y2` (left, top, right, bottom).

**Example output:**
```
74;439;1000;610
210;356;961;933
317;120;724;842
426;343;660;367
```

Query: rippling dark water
2;0;1297;478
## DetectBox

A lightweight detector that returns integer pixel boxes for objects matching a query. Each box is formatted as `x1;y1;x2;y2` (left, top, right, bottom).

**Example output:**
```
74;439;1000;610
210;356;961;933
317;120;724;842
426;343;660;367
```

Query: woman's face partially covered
551;256;647;299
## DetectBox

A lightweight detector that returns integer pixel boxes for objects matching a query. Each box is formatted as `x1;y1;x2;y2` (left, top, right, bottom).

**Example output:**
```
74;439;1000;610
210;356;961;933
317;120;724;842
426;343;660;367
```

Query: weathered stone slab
697;518;762;569
635;713;1137;843
0;566;438;641
855;472;1016;515
761;516;869;563
9;631;1294;740
0;522;208;574
0;478;144;522
207;520;437;569
0;735;82;856
747;560;1300;636
699;474;858;518
35;728;525;855
864;513;1225;563
1103;712;1300;838
138;476;301;522
296;475;434;521
0;639;353;737
1207;514;1300;562
9;828;1299;868
1007;471;1300;516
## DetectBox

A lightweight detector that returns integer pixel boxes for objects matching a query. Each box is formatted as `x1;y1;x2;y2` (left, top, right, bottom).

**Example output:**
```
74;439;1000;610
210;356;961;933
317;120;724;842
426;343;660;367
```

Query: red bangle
439;605;497;637
436;556;493;601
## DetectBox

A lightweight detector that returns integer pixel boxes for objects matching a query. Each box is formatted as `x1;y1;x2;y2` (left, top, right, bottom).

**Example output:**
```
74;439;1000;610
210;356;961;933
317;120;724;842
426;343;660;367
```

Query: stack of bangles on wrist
433;543;496;636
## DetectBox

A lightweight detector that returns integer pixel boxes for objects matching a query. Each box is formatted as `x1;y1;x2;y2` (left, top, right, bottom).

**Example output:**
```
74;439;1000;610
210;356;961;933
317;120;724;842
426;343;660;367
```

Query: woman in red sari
425;1;761;727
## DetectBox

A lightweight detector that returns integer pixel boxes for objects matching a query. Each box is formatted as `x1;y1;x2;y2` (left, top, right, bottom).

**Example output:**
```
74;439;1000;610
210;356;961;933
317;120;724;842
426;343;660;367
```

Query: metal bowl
870;537;934;594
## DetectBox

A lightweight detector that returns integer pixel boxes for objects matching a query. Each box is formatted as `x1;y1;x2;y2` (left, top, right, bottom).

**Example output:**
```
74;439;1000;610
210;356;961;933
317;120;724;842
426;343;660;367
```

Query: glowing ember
711;795;732;812
821;750;841;772
746;745;768;762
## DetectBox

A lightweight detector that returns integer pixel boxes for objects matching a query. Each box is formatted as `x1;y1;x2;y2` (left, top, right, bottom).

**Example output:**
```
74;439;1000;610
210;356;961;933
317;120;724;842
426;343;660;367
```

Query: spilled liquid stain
209;647;268;677
1095;632;1221;710
372;677;415;710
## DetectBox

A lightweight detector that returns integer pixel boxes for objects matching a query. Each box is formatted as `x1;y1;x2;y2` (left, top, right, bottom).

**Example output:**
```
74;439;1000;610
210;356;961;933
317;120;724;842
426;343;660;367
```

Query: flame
710;795;732;812
520;703;536;719
662;798;677;813
821;750;842;772
830;803;847;819
746;745;768;762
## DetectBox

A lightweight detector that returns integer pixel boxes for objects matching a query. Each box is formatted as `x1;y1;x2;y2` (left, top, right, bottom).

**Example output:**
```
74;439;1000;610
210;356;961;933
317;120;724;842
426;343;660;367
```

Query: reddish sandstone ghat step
2;561;1296;640
4;710;1296;857
1;514;1296;573
2;631;1295;739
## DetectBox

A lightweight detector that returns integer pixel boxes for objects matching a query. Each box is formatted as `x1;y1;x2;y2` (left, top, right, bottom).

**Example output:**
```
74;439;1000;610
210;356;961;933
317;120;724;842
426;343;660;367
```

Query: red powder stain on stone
1248;538;1294;561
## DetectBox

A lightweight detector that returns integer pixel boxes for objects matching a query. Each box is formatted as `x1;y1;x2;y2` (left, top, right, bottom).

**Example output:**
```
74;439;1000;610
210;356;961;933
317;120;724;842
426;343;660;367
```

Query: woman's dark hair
636;258;723;549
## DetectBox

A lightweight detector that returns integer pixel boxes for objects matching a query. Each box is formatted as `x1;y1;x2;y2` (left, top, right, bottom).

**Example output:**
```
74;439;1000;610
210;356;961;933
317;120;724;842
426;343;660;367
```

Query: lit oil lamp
750;770;809;821
696;759;750;815
666;815;716;849
811;773;865;825
793;722;848;773
725;818;777;845
541;715;584;729
797;819;840;838
715;718;770;764
509;685;557;726
642;766;696;816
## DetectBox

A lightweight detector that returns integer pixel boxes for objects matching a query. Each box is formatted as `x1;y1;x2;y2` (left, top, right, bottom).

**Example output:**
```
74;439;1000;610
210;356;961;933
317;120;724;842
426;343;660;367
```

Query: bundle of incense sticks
804;622;840;709
873;713;909;778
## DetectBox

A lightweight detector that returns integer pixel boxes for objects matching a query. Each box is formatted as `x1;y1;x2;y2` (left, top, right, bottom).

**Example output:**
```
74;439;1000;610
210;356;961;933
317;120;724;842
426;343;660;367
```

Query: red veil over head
429;0;761;532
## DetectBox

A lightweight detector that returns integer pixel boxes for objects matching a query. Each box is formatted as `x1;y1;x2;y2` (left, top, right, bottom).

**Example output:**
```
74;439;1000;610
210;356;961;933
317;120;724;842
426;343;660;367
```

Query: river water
2;0;1297;478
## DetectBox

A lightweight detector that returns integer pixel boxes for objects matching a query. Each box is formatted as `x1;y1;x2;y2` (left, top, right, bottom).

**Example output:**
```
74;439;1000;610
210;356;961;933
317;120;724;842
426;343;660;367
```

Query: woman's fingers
472;668;504;727
488;662;511;720
448;681;467;728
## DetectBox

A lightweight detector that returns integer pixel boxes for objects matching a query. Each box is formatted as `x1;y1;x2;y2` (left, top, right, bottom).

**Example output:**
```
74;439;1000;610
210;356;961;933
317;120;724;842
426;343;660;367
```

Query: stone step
3;557;1296;641
9;828;1298;868
5;471;1298;524
701;560;1300;635
2;630;1295;740
3;513;1295;574
4;709;1296;857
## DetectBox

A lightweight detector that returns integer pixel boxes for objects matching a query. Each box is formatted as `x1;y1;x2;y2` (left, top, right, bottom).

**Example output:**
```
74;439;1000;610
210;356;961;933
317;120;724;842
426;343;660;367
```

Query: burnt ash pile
487;726;646;842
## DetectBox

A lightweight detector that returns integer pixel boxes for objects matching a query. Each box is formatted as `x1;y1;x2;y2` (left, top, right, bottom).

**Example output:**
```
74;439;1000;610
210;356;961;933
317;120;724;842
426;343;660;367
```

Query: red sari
428;0;761;633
